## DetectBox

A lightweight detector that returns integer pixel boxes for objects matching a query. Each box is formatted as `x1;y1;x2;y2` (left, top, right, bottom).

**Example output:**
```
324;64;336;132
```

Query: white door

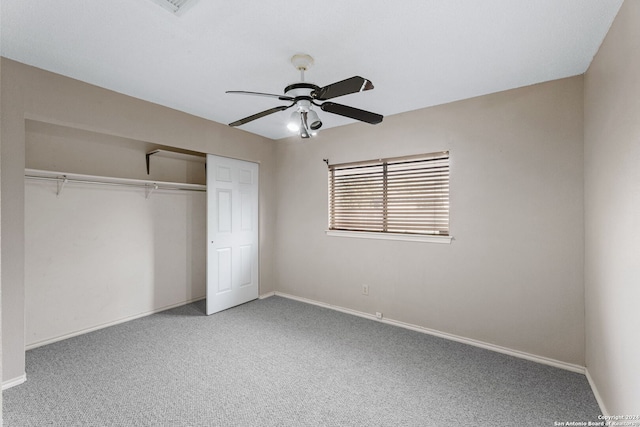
206;155;259;315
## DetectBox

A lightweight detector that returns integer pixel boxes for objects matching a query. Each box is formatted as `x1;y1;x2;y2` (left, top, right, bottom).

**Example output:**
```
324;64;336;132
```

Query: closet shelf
146;149;206;174
24;168;206;198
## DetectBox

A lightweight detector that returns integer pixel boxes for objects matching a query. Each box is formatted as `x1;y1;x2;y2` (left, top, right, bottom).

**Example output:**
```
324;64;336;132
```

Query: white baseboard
25;296;206;351
585;368;609;416
274;291;586;375
259;291;275;299
2;373;27;390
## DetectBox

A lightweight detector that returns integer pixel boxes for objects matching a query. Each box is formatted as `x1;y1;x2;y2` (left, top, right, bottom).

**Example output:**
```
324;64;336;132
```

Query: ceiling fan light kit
227;54;383;139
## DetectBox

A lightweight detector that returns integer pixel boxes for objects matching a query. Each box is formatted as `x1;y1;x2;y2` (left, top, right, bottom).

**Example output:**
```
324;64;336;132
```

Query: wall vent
148;0;198;15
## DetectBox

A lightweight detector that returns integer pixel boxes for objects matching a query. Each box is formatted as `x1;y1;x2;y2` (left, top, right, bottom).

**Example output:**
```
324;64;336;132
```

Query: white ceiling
1;0;623;140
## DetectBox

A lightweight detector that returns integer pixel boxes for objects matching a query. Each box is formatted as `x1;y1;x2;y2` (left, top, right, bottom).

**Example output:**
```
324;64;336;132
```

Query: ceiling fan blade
229;105;292;127
320;102;383;125
226;91;295;102
312;76;374;100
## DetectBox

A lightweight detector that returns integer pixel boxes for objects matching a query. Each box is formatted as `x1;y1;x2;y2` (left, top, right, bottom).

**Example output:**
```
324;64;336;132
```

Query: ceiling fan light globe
287;111;301;132
307;110;322;131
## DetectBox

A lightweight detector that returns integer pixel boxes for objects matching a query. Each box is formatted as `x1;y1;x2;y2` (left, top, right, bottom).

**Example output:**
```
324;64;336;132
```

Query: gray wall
0;58;277;385
584;0;640;414
274;76;586;366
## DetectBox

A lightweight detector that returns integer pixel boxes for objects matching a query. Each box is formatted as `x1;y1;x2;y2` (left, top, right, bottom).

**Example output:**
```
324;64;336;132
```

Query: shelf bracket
57;176;68;197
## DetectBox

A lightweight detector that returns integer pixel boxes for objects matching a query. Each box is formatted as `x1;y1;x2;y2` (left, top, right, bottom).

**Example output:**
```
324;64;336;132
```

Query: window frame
326;151;452;244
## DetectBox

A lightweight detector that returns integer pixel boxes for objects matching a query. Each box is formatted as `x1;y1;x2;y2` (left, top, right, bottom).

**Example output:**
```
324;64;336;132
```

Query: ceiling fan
226;54;383;138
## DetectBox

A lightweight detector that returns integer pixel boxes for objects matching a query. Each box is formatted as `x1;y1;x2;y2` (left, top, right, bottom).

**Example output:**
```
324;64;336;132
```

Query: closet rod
24;168;206;194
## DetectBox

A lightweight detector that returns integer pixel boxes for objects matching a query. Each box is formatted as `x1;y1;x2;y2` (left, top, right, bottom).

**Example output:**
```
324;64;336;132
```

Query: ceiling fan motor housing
284;82;320;100
284;83;322;128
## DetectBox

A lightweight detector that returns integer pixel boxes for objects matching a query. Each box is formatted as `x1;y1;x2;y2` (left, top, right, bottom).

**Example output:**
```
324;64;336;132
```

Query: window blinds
328;151;449;235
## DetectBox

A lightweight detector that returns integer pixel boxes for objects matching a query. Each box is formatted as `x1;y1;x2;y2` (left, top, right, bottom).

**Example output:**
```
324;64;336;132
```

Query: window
328;151;449;239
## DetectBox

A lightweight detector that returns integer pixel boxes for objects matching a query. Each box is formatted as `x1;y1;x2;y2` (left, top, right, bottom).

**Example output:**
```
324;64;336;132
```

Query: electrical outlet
376;312;383;319
362;284;369;296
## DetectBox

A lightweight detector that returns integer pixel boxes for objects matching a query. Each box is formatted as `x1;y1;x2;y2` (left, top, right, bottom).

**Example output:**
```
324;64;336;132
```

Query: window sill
325;230;453;244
